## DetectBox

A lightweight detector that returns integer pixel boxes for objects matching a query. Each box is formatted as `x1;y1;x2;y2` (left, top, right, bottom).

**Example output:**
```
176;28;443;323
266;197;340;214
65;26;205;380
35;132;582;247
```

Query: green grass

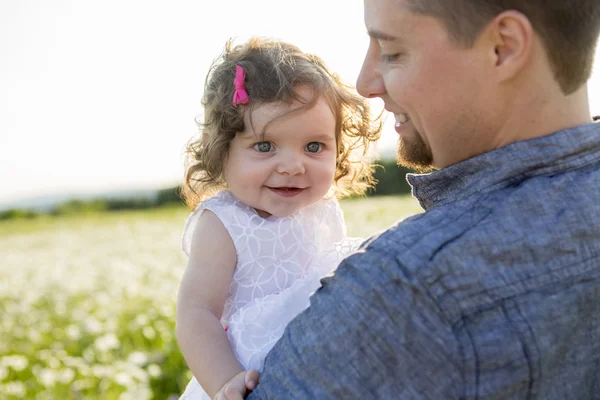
0;195;421;399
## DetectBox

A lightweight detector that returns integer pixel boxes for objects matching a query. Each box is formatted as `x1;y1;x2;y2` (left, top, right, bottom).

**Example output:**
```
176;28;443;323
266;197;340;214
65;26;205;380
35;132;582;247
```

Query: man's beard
396;129;434;171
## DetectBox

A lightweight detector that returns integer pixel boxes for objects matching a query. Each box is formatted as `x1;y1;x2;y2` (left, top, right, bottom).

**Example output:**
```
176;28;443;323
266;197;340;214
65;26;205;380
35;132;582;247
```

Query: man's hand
213;369;260;400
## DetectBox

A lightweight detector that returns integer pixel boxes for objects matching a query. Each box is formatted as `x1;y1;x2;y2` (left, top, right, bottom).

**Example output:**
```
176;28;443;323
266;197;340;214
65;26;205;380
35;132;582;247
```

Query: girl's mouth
268;187;305;197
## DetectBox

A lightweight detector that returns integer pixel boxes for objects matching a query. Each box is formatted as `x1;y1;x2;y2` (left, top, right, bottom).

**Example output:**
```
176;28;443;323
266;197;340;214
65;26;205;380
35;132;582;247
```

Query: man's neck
492;84;593;150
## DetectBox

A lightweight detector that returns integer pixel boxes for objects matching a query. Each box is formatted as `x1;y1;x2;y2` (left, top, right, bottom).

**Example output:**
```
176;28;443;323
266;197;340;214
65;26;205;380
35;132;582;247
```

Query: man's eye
254;142;273;152
306;142;322;153
381;53;401;63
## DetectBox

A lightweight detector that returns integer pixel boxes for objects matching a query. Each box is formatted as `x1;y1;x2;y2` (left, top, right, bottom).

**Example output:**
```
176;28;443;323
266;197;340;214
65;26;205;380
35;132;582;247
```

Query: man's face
357;0;490;170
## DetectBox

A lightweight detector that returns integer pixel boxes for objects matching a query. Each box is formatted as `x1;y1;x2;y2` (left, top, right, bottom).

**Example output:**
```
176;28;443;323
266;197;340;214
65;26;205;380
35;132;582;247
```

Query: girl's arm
176;210;243;398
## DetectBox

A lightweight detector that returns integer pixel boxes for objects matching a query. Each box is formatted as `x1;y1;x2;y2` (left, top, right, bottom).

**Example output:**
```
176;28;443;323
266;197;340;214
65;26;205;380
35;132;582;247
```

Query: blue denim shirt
247;122;600;399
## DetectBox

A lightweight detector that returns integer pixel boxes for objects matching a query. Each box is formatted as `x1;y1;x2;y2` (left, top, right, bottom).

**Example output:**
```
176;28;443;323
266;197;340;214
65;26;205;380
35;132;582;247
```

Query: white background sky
2;0;600;204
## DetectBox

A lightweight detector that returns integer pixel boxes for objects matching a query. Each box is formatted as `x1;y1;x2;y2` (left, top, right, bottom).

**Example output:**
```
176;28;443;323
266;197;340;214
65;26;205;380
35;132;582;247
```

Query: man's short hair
407;0;600;94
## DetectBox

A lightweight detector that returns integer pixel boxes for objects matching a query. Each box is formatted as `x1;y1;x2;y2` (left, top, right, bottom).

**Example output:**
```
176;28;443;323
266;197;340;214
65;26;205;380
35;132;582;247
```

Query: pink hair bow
232;65;249;107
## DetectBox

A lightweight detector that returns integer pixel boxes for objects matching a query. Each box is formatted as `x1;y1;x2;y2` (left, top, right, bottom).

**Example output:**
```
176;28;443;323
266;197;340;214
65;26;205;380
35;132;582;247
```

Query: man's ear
482;10;534;83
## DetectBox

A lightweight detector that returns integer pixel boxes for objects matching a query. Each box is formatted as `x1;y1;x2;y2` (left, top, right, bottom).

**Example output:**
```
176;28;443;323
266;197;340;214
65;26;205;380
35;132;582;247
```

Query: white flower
146;364;161;378
142;326;156;340
96;292;112;306
58;368;75;384
135;314;149;327
127;352;148;366
48;356;61;369
66;324;81;340
39;368;56;387
92;364;113;378
1;355;28;371
84;317;103;334
83;348;95;363
27;329;42;343
94;333;120;352
114;372;133;387
119;386;153;400
3;381;26;397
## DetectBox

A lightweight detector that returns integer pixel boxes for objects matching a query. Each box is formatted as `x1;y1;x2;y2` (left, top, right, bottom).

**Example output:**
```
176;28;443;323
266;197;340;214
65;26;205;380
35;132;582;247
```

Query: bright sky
1;0;600;203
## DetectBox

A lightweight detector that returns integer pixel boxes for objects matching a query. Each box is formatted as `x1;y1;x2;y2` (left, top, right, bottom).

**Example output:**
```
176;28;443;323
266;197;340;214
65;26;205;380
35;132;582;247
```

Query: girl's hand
213;369;260;400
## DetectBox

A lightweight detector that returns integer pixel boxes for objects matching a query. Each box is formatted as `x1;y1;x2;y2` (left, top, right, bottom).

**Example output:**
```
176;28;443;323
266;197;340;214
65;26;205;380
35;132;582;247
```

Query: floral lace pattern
180;191;361;399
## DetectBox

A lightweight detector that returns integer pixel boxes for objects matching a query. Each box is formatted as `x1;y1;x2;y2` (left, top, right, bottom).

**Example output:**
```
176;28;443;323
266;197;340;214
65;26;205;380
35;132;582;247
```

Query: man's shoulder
363;196;490;269
361;170;600;322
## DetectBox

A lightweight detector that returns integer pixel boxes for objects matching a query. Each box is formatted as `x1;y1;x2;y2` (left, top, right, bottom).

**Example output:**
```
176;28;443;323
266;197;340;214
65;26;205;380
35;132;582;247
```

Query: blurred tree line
1;159;415;220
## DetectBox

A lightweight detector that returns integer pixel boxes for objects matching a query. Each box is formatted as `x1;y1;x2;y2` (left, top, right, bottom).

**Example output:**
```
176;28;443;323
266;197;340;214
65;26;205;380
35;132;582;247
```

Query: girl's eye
305;142;323;153
253;142;273;152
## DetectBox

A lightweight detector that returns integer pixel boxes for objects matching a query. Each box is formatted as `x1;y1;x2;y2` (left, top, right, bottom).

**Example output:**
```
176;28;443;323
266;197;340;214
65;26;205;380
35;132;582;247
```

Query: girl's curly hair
182;37;382;209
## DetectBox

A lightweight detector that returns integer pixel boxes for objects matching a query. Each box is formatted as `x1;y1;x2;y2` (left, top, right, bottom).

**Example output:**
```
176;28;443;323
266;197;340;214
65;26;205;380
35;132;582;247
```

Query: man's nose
356;43;386;99
276;153;305;176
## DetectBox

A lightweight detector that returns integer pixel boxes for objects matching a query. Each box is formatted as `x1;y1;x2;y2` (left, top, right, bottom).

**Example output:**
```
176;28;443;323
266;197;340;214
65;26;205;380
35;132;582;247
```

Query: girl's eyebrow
263;132;337;142
238;130;336;142
237;130;260;140
309;133;337;142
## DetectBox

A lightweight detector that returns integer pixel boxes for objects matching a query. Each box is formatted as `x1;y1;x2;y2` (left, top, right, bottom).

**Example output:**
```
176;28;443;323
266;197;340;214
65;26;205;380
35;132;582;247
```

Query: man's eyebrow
368;29;401;42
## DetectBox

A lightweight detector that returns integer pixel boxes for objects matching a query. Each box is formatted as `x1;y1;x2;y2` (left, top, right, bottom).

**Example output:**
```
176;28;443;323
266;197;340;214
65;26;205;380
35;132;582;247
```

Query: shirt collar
407;122;600;210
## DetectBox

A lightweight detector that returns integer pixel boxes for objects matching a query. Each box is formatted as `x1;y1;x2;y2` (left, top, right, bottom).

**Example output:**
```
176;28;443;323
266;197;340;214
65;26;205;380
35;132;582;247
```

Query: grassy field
0;195;422;399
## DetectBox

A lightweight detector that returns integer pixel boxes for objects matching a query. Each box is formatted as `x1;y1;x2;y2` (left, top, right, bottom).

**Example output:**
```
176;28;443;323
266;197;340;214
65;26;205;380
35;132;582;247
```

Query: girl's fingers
245;369;260;390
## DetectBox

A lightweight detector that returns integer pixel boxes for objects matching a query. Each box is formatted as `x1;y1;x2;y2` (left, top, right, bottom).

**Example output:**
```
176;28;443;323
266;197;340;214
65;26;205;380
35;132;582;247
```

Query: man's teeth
394;113;410;127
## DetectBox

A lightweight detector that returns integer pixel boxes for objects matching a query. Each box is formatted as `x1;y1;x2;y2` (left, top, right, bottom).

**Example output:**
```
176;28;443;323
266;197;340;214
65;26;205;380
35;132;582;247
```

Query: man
219;0;600;398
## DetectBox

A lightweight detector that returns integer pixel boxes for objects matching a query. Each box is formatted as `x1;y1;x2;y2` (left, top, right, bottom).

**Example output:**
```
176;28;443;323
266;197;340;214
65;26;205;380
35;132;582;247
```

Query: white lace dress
179;191;361;399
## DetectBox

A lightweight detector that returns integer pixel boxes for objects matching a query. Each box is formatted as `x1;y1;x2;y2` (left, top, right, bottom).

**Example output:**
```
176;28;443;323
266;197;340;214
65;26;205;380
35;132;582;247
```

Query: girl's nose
276;153;305;176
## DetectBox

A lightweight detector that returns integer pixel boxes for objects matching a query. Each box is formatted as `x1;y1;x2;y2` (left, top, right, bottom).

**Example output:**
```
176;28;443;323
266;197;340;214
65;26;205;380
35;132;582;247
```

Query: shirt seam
426;152;600;210
457;253;600;317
